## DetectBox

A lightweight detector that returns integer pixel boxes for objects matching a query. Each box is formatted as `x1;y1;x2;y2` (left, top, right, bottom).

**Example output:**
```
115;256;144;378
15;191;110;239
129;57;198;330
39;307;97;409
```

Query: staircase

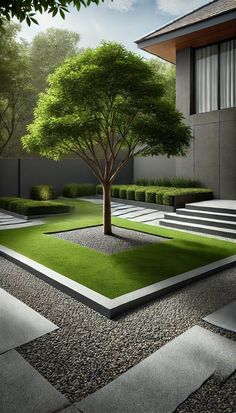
159;200;236;239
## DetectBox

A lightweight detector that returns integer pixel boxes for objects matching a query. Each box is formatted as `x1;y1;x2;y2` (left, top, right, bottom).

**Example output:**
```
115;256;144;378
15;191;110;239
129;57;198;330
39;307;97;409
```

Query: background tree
0;22;32;155
22;42;192;235
0;23;81;156
148;59;176;107
0;0;109;26
30;28;80;95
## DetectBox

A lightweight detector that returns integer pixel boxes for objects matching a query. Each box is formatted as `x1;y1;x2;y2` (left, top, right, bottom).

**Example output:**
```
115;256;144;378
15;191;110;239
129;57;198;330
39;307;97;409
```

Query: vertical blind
195;39;236;113
195;45;218;114
220;39;236;109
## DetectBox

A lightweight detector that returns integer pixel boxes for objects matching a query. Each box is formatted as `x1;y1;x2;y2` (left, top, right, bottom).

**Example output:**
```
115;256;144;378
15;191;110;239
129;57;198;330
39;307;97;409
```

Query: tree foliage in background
0;0;109;26
0;22;33;155
22;42;192;235
30;28;80;94
0;22;81;156
148;59;176;107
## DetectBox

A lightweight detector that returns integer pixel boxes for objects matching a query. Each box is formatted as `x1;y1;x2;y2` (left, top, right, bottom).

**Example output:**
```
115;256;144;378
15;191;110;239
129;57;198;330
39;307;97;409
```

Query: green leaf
30;17;39;25
26;16;31;26
59;8;65;19
52;8;58;17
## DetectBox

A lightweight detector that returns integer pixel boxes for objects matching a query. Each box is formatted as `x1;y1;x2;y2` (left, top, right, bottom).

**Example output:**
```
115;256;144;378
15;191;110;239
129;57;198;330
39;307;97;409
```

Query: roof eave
136;9;236;50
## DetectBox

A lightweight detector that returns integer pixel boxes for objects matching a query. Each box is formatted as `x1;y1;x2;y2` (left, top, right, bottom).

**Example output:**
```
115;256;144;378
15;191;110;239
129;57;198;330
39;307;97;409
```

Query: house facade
136;0;236;199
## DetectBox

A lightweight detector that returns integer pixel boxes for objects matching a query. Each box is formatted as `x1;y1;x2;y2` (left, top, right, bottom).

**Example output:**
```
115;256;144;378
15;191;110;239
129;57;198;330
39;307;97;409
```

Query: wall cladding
0;158;134;198
133;155;176;182
176;48;236;199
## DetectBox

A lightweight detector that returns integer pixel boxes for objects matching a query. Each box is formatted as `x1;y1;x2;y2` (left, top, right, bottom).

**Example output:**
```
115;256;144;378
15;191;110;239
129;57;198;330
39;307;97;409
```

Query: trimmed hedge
135;189;146;202
96;184;213;207
31;185;55;201
63;183;96;198
0;197;72;216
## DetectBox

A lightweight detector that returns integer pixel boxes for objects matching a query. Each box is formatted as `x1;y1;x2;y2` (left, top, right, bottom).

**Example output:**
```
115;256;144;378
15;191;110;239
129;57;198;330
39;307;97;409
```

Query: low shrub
96;184;103;195
135;189;146;202
63;183;96;198
145;189;157;203
31;185;55;201
119;186;128;199
136;177;200;188
126;186;137;200
111;185;121;198
0;197;72;216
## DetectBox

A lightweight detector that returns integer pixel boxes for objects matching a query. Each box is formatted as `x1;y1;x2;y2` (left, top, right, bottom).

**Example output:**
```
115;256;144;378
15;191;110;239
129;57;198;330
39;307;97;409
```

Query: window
194;39;236;114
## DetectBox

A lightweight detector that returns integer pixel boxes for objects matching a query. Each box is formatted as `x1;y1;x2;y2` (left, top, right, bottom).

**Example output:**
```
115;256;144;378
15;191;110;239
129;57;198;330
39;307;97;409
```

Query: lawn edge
1;244;236;319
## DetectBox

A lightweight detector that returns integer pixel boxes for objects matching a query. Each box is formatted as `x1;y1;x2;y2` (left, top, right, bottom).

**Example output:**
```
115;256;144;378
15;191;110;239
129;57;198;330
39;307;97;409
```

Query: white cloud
156;0;208;16
105;0;138;12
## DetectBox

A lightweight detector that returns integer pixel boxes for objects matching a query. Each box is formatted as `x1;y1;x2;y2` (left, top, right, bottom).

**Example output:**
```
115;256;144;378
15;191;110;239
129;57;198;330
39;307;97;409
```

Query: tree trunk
103;182;112;235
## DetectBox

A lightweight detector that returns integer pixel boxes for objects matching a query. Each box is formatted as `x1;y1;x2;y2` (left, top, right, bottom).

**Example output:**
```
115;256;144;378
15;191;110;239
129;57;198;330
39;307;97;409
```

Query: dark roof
136;0;236;43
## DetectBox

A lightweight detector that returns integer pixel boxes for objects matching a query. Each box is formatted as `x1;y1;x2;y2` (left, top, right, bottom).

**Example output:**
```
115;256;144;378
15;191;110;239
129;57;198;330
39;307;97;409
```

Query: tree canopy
0;22;32;155
0;0;109;26
30;28;80;94
23;42;192;234
0;22;81;156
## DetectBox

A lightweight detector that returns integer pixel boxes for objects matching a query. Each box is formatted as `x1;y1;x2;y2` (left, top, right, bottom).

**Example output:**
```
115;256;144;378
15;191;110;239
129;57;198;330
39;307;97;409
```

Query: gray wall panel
1;158;133;198
175;48;236;199
0;159;19;196
134;155;176;182
219;121;236;199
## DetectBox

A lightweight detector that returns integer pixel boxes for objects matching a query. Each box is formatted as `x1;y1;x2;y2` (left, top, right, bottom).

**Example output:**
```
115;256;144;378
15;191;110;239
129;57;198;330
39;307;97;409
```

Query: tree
148;59;176;107
22;42;192;235
30;28;80;94
0;0;109;26
0;22;33;156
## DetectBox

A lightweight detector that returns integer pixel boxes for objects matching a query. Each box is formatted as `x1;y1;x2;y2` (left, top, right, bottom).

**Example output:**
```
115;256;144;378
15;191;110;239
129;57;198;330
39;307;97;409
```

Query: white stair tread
160;219;236;234
177;208;236;219
166;213;236;226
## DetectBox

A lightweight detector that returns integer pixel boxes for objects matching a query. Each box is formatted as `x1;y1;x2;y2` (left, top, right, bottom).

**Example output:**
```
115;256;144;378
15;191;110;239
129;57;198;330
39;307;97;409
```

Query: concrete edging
1;245;236;318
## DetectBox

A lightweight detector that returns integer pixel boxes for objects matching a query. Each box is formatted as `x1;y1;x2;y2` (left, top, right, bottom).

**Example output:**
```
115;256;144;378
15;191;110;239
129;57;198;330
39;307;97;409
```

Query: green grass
0;199;235;298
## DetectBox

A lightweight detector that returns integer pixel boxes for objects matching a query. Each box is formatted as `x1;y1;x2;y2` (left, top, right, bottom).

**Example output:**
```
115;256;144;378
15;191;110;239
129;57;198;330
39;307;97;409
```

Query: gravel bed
0;256;236;412
50;225;167;254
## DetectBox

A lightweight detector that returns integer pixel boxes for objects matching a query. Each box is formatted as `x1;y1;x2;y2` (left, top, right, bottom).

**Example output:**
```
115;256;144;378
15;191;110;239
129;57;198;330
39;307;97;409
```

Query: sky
18;0;210;59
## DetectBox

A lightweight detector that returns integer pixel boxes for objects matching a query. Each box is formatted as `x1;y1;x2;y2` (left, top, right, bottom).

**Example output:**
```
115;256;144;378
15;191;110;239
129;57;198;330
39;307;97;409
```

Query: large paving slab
0;288;58;354
0;350;70;413
130;211;164;222
203;300;236;333
77;326;236;413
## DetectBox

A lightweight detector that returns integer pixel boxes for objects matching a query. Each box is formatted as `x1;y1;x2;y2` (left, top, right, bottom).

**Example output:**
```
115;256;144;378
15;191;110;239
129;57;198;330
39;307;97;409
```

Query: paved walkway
0;211;43;230
80;197;165;225
0;287;79;413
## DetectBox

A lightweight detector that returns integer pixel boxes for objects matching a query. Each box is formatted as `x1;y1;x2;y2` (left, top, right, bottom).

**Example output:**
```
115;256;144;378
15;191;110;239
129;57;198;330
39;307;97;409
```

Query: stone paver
0;211;43;230
203;300;236;333
77;326;236;413
0;350;70;413
129;211;164;222
0;287;58;354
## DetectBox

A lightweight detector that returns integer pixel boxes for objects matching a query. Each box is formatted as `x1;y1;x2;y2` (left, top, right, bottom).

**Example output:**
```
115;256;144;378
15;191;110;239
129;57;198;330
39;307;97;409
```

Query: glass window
194;39;236;113
220;39;236;109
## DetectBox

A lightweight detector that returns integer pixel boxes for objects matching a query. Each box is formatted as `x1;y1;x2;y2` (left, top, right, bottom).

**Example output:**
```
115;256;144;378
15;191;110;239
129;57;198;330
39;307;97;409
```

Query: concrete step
186;201;236;215
159;219;236;239
164;213;236;230
176;208;236;222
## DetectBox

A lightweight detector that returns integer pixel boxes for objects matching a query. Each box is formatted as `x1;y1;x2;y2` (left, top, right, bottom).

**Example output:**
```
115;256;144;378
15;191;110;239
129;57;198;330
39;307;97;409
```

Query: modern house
135;0;236;200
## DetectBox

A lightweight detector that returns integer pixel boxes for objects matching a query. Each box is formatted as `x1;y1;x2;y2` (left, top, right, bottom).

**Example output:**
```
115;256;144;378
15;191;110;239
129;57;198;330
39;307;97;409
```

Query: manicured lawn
0;199;236;298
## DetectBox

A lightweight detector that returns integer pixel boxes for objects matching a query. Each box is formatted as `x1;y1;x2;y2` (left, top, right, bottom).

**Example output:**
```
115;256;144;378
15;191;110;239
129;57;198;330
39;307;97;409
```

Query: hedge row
0;197;72;216
62;183;96;198
96;184;213;206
